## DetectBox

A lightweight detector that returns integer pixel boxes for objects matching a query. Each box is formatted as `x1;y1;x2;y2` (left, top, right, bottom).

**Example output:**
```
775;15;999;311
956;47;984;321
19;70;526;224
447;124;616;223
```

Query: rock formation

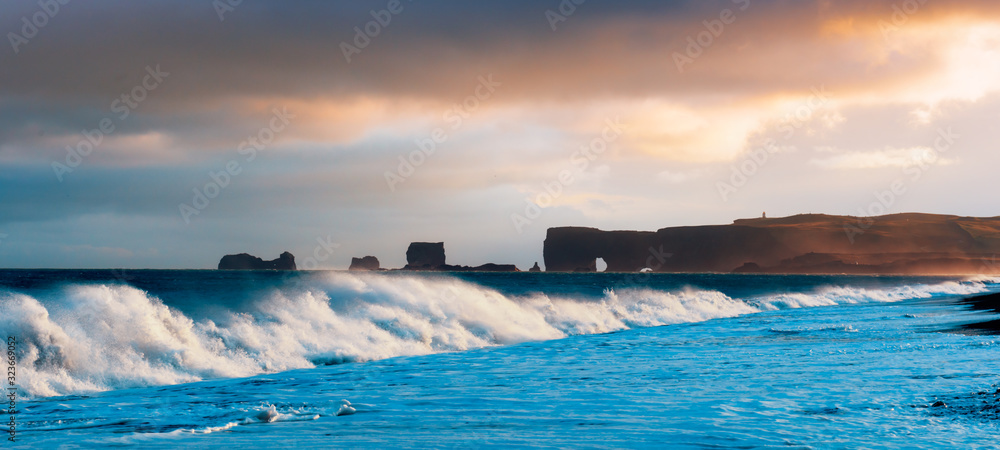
218;252;296;270
397;242;519;271
404;242;447;270
529;262;542;272
543;213;1000;275
349;256;381;271
732;262;762;273
464;263;519;272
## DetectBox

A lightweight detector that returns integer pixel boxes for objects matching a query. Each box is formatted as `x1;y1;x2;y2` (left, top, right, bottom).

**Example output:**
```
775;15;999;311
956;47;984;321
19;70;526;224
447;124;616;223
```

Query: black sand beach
954;292;1000;335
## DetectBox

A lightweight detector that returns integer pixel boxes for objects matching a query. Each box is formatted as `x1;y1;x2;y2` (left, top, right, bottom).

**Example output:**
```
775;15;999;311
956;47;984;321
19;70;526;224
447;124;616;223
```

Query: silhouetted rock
468;263;519;272
404;242;446;270
406;263;519;272
395;242;518;271
349;256;381;271
543;213;1000;274
733;262;762;273
543;227;678;272
218;252;296;270
529;262;541;272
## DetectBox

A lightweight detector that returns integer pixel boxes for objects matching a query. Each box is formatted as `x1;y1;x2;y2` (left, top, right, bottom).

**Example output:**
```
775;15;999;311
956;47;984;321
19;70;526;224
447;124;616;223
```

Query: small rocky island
348;256;381;271
218;213;1000;274
349;242;519;272
219;243;517;272
403;242;447;270
218;252;297;270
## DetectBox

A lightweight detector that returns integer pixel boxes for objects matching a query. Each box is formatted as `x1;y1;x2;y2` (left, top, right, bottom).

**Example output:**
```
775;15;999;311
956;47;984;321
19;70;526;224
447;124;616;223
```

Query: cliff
543;213;1000;275
218;252;297;270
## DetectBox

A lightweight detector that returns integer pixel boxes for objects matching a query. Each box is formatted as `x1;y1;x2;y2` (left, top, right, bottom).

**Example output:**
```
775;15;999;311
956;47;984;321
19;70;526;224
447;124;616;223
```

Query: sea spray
0;272;991;399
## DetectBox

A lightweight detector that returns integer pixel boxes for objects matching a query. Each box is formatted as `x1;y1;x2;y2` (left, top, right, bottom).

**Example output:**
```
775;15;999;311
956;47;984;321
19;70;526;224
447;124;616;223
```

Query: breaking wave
0;272;991;398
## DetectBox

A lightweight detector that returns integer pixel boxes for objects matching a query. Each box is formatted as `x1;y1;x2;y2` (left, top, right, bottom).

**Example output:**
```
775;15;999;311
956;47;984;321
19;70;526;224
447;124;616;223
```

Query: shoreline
951;291;1000;335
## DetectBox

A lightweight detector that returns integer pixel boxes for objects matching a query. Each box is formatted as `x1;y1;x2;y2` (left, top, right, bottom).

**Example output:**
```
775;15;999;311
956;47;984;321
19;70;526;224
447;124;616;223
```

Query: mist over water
0;271;991;399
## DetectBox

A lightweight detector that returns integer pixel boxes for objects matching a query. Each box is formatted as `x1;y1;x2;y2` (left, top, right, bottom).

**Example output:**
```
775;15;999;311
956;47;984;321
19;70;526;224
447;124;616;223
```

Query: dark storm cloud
4;0;999;103
1;0;693;100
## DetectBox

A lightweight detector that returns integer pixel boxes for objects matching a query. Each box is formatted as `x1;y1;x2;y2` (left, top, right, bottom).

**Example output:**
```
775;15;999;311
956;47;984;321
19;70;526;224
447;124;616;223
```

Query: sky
1;0;999;269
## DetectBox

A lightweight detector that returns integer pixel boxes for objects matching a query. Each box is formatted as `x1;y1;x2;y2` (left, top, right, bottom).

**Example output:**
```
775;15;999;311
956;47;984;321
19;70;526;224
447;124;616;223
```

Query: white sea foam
108;404;322;445
965;274;1000;285
751;281;990;310
0;273;989;398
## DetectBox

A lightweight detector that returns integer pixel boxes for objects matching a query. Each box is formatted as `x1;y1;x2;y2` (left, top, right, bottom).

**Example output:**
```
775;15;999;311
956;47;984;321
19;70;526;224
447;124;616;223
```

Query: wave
965;275;1000;284
102;403;329;445
0;273;991;399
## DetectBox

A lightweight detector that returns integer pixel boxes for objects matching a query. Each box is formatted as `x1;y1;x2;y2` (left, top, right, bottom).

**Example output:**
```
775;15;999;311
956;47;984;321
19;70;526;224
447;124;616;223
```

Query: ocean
2;270;1000;448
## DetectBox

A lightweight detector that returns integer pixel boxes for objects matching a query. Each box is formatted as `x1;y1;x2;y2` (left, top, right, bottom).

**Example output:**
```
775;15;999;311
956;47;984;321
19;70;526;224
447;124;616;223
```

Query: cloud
4;0;1000;268
656;170;705;184
809;146;956;169
60;244;135;259
3;0;1000;167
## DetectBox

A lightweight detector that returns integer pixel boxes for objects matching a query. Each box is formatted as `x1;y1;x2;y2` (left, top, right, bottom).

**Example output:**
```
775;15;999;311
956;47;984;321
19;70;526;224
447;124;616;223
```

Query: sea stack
529;262;542;272
393;241;520;271
404;242;446;270
349;256;381;271
218;252;297;270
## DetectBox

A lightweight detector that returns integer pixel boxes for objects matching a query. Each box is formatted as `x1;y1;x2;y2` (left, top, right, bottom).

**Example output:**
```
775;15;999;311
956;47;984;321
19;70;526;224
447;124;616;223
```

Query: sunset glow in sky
1;0;999;268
